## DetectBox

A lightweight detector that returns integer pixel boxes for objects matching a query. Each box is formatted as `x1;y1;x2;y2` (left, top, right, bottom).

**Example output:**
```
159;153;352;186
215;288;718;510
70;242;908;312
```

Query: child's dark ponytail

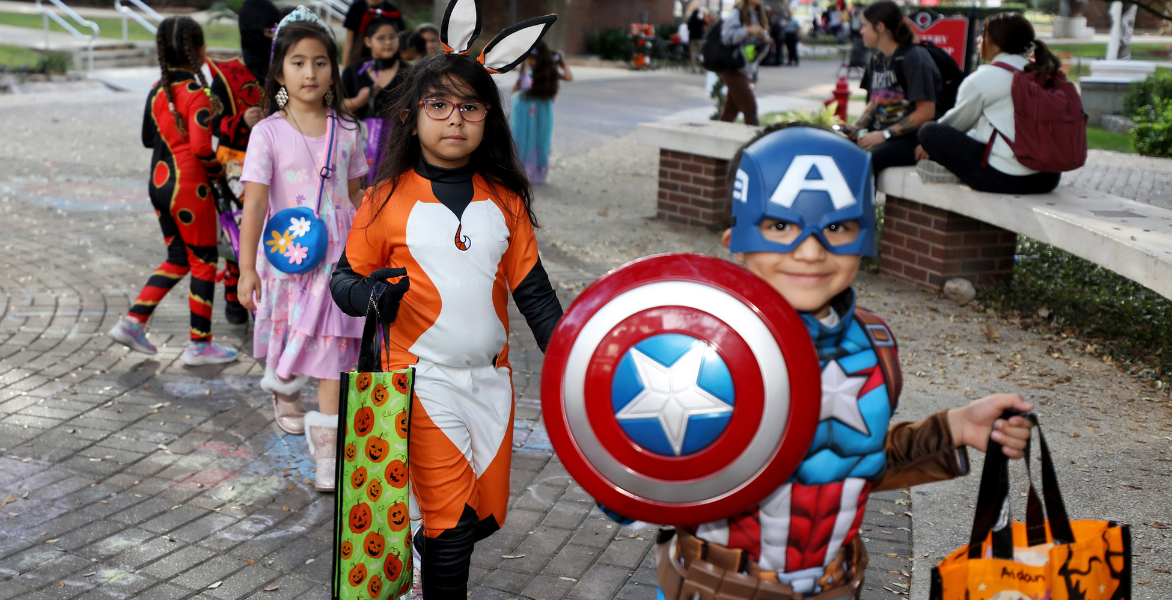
154;16;220;135
863;1;914;45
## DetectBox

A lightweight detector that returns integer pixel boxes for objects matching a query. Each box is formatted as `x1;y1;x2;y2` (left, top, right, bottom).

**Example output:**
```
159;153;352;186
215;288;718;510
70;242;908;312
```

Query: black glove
367;267;409;324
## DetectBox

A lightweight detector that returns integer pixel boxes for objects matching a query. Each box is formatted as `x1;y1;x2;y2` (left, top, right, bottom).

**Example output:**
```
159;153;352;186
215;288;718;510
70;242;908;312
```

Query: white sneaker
107;316;157;355
180;341;239;365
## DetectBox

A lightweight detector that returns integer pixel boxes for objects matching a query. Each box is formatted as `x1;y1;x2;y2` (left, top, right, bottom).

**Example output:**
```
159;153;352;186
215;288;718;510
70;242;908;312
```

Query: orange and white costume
340;160;561;543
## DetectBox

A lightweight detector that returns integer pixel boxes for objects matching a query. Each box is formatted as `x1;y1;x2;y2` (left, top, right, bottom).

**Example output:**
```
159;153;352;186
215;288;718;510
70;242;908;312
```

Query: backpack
701;19;745;72
982;62;1088;173
892;41;965;114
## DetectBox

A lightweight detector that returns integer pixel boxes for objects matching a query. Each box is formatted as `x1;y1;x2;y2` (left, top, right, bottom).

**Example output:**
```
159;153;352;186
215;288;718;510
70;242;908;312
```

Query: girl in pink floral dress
236;9;367;492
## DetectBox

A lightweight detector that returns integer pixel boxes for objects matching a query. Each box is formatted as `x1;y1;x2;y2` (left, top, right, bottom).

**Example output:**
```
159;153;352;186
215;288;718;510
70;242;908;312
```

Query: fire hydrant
824;77;851;123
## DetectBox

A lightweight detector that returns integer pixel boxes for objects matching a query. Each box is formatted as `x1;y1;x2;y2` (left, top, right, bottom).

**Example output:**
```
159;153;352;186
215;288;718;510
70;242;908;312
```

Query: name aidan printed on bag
1000;567;1046;583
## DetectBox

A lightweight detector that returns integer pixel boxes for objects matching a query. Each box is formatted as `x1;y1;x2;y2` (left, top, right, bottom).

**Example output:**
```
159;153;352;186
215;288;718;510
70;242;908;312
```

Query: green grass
0;43;43;68
1050;42;1170;60
0;11;240;49
1087;127;1135;153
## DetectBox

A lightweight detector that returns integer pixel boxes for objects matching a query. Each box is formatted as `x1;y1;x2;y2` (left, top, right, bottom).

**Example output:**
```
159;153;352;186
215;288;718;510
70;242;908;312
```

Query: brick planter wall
879;196;1017;289
657;150;731;230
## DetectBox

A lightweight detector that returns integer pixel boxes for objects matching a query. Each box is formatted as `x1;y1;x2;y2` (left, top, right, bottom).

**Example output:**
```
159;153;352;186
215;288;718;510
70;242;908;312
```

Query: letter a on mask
769;156;857;210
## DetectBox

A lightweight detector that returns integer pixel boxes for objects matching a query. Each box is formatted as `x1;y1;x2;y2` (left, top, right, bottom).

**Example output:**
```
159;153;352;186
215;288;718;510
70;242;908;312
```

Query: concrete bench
878;167;1172;299
636;120;1172;301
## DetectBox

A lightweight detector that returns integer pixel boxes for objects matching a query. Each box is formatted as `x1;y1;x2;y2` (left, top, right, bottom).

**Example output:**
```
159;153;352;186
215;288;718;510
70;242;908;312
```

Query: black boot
415;506;481;600
225;300;249;325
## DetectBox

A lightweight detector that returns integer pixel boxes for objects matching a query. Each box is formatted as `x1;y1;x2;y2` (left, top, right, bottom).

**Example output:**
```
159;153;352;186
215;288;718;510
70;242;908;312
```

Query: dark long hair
262;22;353;123
155;16;221;135
862;1;914;45
984;12;1061;76
524;41;559;100
362;53;537;228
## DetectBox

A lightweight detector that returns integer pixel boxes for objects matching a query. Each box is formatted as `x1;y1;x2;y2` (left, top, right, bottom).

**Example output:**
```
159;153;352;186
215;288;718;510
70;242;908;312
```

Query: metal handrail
35;0;100;72
115;0;162;40
311;0;351;27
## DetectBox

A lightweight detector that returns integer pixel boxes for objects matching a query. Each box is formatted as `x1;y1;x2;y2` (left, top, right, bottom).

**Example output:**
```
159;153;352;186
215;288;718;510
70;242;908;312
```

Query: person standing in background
511;41;573;184
687;8;706;73
342;0;406;66
784;12;801;65
718;0;771;125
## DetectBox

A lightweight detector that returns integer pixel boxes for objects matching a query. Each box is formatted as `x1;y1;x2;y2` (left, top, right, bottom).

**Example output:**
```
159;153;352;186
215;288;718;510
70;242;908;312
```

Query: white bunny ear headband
439;0;557;74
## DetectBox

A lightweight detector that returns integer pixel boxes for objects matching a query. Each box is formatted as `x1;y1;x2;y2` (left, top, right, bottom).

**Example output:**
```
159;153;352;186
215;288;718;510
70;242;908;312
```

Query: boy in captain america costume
628;125;1038;600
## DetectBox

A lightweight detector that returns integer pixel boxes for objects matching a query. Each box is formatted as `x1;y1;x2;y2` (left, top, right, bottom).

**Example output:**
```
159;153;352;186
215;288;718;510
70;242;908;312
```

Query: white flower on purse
288;216;313;238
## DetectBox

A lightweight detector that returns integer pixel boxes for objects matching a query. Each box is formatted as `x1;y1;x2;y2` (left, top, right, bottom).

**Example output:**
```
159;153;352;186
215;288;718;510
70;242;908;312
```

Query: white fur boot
304;411;338;492
260;365;308;435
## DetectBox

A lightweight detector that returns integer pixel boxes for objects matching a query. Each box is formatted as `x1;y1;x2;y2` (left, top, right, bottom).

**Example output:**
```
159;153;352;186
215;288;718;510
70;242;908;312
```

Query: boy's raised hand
948;394;1035;459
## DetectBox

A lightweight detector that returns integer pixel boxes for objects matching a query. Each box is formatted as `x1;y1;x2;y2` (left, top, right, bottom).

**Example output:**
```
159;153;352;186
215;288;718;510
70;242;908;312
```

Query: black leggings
868;134;920;175
918;122;1061;194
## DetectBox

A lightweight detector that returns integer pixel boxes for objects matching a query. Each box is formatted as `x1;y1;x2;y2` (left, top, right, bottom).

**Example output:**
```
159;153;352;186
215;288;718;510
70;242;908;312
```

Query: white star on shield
819;360;871;435
615;344;733;456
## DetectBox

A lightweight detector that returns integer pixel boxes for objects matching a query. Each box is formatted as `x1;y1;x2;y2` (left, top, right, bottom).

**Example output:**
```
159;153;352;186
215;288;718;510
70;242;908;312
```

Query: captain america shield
541;253;821;525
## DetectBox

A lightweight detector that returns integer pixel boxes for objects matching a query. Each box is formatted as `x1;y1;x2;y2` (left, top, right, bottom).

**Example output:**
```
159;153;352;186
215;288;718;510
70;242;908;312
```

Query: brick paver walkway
0;130;914;600
1063;149;1172;211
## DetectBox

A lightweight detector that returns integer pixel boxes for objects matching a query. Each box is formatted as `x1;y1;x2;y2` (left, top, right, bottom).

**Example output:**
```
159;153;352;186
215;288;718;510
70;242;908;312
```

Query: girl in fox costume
329;1;563;596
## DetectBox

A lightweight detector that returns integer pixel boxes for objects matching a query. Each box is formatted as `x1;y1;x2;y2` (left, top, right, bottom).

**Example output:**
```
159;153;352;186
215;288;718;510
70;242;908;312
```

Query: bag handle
314;110;339;219
357;285;392;373
967;410;1074;559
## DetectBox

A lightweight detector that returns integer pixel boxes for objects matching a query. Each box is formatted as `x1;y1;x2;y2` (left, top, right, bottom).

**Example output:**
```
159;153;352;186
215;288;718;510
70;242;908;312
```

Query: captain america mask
729;126;877;257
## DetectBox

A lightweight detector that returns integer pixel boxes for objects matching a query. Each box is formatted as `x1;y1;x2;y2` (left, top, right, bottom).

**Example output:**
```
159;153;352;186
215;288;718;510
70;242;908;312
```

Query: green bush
1035;0;1062;14
1123;70;1172;121
1132;98;1172;157
585;27;633;61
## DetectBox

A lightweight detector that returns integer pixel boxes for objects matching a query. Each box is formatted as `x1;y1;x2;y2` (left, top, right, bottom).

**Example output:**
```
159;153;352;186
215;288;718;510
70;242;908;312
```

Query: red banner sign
905;14;968;69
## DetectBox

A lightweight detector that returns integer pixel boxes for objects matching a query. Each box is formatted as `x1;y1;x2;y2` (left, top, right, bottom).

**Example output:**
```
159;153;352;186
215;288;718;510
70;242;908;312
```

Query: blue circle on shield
610;334;736;457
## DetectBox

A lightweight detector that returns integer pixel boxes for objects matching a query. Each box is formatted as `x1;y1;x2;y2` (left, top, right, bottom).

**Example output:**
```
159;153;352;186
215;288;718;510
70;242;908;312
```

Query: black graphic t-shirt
862;45;941;131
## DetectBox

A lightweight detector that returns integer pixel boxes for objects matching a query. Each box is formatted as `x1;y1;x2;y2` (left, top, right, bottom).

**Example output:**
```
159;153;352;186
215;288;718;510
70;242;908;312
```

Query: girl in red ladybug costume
108;16;239;366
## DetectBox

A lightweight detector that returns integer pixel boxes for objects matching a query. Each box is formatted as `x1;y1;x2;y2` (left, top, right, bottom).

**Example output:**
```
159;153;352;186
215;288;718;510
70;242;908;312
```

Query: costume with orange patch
131;70;225;341
333;158;562;593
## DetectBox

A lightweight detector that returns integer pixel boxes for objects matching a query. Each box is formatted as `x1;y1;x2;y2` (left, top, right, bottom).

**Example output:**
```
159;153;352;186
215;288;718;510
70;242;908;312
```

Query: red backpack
982;62;1088;173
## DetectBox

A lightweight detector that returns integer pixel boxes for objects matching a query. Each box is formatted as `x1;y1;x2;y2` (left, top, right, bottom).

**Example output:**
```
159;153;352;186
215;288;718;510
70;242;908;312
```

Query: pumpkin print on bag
387;501;409;531
384;549;404;581
392;372;409;394
344;441;357;462
367;573;382;596
339;539;353;560
348;502;372;534
385;459;408;488
351;466;367;490
395;410;408;439
348;562;367;587
366;477;383;502
365;435;389;463
354;406;375;437
364;529;385;559
371;383;390;407
355;372;373;393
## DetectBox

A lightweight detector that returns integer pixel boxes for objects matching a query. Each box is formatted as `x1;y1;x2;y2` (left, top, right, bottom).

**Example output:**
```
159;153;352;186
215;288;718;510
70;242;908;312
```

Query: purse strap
314;110;339;218
967;410;1075;559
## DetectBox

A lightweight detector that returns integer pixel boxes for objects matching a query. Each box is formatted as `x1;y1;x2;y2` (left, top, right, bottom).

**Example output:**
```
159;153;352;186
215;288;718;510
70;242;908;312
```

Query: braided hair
155;16;222;135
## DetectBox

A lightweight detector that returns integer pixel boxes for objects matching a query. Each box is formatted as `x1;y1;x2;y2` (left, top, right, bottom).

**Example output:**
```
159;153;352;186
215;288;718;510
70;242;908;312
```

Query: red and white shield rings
541;254;821;525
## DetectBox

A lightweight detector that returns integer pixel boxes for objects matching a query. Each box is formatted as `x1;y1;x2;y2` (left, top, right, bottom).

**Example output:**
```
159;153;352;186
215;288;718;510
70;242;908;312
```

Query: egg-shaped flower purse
263;112;337;275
